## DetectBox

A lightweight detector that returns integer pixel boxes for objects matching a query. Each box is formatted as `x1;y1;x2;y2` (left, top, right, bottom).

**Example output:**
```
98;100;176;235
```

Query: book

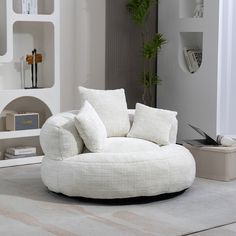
5;152;36;160
6;146;36;156
183;48;202;73
184;124;219;147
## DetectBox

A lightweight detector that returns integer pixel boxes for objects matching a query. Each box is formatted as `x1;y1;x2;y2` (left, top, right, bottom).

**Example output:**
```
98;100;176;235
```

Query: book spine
188;51;199;72
184;48;194;73
5;153;36;159
7;148;36;156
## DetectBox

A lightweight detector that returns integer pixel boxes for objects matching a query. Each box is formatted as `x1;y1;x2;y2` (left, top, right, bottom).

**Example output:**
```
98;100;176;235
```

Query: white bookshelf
0;0;60;166
0;156;43;168
0;129;41;140
157;0;232;142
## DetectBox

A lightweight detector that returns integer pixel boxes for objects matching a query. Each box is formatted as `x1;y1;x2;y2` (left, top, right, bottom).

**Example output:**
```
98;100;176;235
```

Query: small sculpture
26;49;43;88
194;0;204;18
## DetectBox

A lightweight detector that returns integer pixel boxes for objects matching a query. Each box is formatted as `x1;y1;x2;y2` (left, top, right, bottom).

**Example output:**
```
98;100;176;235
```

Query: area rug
0;164;236;236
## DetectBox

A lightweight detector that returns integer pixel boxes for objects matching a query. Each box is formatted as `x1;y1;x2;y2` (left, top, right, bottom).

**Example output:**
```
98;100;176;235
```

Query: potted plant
127;0;167;107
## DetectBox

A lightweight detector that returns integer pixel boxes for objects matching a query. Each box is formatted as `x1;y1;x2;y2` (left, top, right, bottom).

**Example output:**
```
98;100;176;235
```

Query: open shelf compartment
0;21;54;90
179;32;203;74
0;96;52;132
13;0;54;15
179;0;204;18
0;0;7;56
0;136;43;161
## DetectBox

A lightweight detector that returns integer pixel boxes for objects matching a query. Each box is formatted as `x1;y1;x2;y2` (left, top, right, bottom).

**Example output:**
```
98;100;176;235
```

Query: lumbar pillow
74;101;107;152
127;103;177;145
78;86;130;137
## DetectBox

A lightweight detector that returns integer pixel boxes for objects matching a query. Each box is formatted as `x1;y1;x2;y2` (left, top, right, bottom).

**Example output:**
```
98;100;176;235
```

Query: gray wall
60;0;106;111
106;0;157;108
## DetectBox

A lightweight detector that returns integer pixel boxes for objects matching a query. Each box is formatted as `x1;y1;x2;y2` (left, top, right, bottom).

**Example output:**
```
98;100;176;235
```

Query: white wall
74;0;106;109
60;0;106;111
158;0;220;142
60;0;76;111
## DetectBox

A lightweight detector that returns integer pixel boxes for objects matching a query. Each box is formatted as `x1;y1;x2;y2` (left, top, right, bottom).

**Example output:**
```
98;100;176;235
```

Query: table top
183;143;236;153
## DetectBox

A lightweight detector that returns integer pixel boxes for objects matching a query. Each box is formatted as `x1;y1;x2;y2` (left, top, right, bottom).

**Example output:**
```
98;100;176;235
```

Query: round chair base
49;189;187;205
41;144;196;199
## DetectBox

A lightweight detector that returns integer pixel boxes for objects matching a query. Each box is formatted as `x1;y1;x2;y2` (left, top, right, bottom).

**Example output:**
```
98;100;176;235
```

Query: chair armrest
40;111;84;160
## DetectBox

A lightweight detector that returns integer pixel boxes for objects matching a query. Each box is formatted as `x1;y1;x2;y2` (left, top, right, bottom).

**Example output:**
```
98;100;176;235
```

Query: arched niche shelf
179;0;204;18
0;96;52;131
179;32;203;74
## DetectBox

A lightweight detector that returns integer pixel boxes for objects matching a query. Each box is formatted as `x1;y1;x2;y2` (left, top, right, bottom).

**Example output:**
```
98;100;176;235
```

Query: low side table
184;143;236;181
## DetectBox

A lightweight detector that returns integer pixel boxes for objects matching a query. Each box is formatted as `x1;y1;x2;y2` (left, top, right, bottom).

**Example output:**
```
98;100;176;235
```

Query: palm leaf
143;33;167;59
127;0;157;25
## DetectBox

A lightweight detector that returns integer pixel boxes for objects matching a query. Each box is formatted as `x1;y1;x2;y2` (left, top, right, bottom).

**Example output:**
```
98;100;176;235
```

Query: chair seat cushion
83;137;160;153
41;144;196;199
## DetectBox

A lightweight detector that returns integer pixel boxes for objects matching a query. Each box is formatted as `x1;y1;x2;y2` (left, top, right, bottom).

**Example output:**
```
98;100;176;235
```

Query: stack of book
5;146;36;160
183;47;202;73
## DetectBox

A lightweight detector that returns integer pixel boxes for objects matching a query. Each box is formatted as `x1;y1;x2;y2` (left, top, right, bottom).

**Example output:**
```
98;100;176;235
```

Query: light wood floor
0;164;236;236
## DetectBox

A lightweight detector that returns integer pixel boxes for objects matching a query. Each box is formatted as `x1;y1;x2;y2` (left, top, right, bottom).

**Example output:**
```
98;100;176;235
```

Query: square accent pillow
78;86;130;137
127;103;177;145
74;101;107;153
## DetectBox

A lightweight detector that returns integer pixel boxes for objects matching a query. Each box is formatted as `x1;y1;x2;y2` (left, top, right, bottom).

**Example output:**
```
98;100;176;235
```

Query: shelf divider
0;129;41;140
0;156;43;168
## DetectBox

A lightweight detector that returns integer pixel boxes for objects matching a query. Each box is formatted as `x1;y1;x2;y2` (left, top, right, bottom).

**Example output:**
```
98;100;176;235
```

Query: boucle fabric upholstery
78;87;130;137
101;137;160;153
128;109;178;144
40;111;84;160
74;101;107;152
40;110;195;199
128;103;178;145
41;144;195;199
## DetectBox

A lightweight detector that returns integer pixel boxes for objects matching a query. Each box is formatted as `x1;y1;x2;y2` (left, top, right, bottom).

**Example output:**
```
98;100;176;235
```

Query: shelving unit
179;0;204;18
0;0;60;167
157;0;226;142
179;32;203;73
13;0;54;15
0;129;41;140
0;0;7;56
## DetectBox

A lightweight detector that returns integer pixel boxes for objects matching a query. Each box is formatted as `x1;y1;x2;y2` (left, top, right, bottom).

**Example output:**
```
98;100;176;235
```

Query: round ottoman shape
41;144;196;199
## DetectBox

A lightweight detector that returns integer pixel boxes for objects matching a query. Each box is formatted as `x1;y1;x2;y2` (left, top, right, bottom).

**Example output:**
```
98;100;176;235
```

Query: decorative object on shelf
127;0;167;107
183;47;202;73
20;56;26;89
194;0;204;18
26;49;43;89
5;146;36;160
6;112;39;131
22;0;38;15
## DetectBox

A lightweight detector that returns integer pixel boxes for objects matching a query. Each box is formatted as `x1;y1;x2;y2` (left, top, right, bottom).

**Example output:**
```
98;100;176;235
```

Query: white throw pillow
78;86;130;137
74;101;107;153
127;103;177;145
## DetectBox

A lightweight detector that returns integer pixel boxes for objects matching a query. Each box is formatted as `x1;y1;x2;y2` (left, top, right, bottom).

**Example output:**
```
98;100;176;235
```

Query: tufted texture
40;111;84;160
74;101;107;152
128;103;178;145
78;87;130;137
41;144;196;199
